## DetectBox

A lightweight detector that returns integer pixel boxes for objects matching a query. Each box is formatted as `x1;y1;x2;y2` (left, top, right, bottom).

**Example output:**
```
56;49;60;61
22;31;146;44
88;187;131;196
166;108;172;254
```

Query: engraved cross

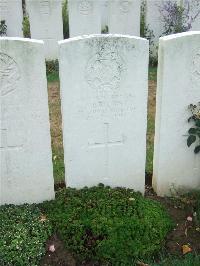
88;123;125;149
88;123;125;179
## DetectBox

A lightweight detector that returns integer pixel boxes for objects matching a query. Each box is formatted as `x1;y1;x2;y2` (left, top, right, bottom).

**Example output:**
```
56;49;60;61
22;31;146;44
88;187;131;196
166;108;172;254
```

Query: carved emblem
85;52;126;91
119;0;131;13
0;53;20;96
78;0;92;15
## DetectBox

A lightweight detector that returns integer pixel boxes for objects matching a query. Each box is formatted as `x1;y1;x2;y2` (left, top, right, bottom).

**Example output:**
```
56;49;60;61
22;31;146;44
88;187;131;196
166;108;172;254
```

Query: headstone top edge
159;31;200;43
0;37;44;45
59;34;148;46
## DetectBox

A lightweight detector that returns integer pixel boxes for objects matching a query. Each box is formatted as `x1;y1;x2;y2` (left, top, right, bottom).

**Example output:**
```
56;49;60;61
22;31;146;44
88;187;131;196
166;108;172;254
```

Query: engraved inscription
191;48;200;86
0;0;7;16
0;53;20;96
193;51;200;78
119;0;131;13
39;0;50;36
78;0;93;15
39;0;50;15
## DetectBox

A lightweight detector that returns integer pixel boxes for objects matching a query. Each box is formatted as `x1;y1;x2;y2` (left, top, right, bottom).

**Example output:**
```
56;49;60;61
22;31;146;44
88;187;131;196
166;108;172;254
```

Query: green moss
41;185;173;265
0;205;52;266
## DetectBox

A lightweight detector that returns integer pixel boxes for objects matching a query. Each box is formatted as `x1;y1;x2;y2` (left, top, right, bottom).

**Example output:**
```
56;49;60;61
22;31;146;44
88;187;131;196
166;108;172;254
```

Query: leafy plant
0;20;7;36
0;204;52;266
41;184;173;265
140;0;157;66
22;16;31;38
101;25;109;34
46;59;59;82
62;0;69;39
187;103;200;154
159;0;200;35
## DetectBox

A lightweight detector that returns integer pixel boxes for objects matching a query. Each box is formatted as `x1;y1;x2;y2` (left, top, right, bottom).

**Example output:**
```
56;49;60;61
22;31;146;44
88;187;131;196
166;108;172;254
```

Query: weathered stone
26;0;63;60
108;0;141;36
59;35;149;193
0;38;55;205
68;0;101;37
0;0;23;37
153;32;200;196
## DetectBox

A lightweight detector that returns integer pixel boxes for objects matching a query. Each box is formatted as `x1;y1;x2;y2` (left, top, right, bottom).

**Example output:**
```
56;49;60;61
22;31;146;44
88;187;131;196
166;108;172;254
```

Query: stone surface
68;0;101;37
0;0;23;37
101;0;109;32
153;32;200;196
59;34;149;193
26;0;63;60
108;0;141;36
0;38;55;205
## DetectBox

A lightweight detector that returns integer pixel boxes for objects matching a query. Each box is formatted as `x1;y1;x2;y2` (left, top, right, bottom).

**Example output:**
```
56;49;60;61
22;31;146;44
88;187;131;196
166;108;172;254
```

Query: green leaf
188;128;197;134
187;135;196;147
194;145;200;154
195;120;200;127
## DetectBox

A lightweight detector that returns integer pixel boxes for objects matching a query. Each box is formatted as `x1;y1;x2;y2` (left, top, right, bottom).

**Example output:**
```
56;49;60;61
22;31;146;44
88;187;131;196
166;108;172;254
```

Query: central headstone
59;35;149;193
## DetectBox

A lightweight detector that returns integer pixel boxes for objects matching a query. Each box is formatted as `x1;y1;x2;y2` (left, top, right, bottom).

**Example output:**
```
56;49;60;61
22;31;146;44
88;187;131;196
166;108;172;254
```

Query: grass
149;66;157;81
47;72;59;83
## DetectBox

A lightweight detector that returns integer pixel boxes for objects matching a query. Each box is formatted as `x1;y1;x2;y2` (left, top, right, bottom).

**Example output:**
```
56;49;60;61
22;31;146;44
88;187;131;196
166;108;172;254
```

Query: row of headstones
0;32;200;206
2;0;200;60
0;0;140;60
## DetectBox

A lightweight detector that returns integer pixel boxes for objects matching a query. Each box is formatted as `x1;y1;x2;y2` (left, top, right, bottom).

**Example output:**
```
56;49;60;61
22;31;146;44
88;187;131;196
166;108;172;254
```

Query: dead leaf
187;216;193;222
40;214;47;222
182;244;192;255
136;261;149;266
49;244;56;252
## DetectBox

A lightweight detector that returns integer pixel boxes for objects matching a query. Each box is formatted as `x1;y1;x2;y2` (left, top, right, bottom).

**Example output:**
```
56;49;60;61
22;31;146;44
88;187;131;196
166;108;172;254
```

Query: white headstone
153;32;200;196
108;0;141;36
59;35;149;193
0;38;55;205
68;0;101;37
0;0;23;37
26;0;63;60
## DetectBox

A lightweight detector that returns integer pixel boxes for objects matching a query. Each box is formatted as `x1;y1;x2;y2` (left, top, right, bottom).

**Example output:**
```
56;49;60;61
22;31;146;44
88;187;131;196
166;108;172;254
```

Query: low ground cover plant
41;184;173;265
0;204;52;266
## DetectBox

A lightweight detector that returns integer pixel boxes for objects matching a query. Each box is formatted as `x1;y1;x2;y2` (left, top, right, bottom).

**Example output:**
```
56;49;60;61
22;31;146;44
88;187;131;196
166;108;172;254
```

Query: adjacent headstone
0;38;55;205
0;0;23;37
108;0;141;36
153;32;200;196
68;0;101;37
26;0;63;60
59;35;149;193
